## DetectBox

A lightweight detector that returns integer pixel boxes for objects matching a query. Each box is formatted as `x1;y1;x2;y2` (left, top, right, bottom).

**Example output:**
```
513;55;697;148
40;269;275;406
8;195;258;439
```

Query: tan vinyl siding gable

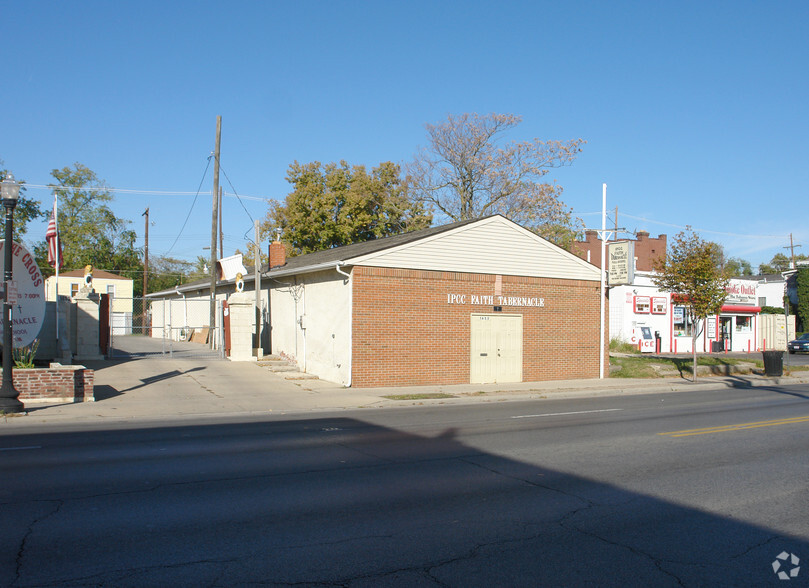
349;216;601;280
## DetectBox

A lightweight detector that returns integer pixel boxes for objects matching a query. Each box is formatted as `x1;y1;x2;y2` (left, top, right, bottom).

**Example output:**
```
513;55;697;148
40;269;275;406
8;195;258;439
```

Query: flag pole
53;193;60;344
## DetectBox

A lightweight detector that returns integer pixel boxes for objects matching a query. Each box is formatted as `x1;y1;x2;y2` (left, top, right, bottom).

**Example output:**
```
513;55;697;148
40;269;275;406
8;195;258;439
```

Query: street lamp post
0;173;23;413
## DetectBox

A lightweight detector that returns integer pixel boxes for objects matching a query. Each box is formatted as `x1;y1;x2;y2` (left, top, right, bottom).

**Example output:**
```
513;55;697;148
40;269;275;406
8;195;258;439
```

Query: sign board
6;281;18;305
652;297;667;314
706;316;716;339
724;279;757;305
608;241;634;286
0;241;46;348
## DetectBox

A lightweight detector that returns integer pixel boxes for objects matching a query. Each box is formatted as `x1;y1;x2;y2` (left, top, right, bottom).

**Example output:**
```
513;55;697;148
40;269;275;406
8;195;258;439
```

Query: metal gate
108;297;225;359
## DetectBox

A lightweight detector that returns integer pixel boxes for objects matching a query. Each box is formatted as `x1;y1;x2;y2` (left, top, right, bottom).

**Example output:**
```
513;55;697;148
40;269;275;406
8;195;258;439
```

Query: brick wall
352;267;606;387
572;231;666;272
8;366;95;403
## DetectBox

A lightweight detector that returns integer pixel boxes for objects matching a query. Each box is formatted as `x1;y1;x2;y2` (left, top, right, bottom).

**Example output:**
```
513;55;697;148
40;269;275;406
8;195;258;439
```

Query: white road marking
0;445;42;451
511;408;624;419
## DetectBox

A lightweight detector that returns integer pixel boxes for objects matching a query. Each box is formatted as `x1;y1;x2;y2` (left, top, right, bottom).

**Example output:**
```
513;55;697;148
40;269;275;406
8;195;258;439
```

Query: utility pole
784;233;802;269
614;206;618;241
254;219;261;354
219;186;224;256
142;208;149;330
209;116;221;347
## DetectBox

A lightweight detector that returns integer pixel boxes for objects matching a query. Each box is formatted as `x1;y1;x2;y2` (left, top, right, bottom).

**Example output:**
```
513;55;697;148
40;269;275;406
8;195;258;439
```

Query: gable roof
47;269;131;281
270;216;483;274
267;214;600;281
151;215;600;297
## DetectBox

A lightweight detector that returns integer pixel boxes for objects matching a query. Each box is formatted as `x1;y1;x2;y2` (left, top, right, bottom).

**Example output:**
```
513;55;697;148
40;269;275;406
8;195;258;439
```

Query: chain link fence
108;297;224;359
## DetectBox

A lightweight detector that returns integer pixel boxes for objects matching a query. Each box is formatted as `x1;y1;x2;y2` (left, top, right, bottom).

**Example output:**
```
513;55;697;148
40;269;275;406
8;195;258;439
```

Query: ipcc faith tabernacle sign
0;240;46;348
608;240;635;286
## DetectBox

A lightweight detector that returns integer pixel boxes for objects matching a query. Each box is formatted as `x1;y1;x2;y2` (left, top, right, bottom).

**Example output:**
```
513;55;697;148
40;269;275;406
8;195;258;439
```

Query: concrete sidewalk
3;356;809;427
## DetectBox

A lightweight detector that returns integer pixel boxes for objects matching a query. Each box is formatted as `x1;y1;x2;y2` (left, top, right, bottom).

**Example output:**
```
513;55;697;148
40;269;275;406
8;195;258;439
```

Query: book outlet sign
447;294;545;307
0;240;46;348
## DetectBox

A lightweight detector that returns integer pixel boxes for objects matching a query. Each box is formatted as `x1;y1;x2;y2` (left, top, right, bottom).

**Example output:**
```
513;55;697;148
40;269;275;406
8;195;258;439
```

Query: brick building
265;215;604;387
572;230;667;271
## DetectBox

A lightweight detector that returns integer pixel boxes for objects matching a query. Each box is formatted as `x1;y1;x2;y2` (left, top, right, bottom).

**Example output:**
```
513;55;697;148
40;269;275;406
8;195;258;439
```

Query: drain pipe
335;262;350;281
175;286;188;341
299;283;306;373
335;262;352;387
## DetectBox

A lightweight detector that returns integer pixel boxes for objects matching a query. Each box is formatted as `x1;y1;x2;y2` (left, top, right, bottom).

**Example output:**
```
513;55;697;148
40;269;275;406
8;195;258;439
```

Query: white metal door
470;314;523;384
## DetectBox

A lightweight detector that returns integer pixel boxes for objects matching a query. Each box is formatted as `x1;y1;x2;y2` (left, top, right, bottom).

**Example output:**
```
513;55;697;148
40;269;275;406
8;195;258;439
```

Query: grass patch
610;354;754;378
383;393;457;401
609;338;640;354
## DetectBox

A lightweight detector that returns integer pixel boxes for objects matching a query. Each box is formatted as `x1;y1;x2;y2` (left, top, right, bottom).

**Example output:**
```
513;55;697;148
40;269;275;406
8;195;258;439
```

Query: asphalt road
786;350;809;366
2;384;808;587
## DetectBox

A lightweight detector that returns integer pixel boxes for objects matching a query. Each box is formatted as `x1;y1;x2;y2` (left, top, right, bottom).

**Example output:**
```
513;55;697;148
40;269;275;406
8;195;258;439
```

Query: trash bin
762;350;784;377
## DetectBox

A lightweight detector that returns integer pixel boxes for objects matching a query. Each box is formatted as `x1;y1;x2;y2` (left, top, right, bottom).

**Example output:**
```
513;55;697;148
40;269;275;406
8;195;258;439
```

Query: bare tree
407;113;585;248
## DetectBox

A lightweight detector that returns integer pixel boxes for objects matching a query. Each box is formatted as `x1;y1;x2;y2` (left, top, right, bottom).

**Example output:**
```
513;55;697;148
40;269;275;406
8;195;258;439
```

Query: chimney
269;239;286;269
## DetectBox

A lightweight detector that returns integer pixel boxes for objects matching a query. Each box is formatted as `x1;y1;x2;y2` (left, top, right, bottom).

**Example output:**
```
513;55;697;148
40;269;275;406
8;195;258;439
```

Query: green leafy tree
796;267;809;332
1;164;45;243
724;256;753;276
263;161;432;255
406;112;585;249
653;228;729;381
758;253;809;274
145;255;195;294
33;163;144;292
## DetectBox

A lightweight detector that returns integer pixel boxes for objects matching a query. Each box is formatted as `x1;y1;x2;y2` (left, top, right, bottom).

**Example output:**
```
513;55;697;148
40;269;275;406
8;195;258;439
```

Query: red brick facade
9;366;94;403
351;266;605;387
572;231;666;272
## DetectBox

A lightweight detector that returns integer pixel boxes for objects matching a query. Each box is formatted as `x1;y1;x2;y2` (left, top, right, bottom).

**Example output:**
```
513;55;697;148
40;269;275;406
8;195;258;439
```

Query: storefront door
719;316;732;351
470;314;523;384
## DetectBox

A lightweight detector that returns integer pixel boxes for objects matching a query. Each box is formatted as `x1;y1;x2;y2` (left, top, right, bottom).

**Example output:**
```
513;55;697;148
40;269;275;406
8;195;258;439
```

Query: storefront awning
721;305;760;313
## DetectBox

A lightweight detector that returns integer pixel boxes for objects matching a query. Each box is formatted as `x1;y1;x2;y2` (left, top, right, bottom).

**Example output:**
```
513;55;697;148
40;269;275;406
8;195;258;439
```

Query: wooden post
209;116;221;347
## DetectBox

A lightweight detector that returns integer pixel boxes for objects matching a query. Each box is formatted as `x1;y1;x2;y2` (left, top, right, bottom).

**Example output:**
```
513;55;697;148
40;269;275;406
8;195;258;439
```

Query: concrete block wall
351;266;605;387
74;291;103;360
227;293;256;361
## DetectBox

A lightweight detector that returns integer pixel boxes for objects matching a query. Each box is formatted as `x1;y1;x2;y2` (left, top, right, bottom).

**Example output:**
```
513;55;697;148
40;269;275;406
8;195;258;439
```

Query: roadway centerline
511;408;624;419
659;415;809;437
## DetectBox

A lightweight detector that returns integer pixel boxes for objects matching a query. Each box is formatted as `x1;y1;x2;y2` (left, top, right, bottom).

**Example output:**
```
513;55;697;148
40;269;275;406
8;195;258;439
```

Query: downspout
299;283;306;373
336;262;352;387
175;286;187;340
335;262;350;280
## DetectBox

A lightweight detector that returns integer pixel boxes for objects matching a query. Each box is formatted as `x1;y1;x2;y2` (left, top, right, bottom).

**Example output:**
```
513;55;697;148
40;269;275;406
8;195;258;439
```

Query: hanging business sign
608;241;634;286
0;240;46;348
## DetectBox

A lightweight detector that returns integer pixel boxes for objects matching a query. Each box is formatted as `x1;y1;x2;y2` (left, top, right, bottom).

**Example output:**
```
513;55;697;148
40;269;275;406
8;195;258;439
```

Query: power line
22;183;269;202
576;210;785;240
219;163;255;224
163;156;213;256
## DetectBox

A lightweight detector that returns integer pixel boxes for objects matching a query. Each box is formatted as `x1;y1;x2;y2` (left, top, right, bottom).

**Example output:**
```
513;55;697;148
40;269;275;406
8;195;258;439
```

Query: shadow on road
1;415;805;586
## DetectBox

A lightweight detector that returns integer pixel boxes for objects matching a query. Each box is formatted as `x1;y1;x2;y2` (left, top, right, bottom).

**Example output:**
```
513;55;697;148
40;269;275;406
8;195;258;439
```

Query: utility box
638;326;655;353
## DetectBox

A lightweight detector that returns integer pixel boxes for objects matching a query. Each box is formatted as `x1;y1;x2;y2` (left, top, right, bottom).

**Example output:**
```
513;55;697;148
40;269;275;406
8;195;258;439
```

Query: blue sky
3;0;807;270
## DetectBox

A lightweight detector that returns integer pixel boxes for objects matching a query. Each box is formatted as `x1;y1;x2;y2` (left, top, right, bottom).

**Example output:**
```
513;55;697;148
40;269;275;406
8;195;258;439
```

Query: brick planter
3;365;95;404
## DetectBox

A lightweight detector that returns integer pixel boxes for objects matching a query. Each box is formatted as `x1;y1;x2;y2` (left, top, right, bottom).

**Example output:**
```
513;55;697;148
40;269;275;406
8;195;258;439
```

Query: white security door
470;314;523;384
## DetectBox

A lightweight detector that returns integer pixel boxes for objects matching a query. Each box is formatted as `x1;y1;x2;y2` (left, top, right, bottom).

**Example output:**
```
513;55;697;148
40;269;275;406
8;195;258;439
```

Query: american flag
46;196;62;269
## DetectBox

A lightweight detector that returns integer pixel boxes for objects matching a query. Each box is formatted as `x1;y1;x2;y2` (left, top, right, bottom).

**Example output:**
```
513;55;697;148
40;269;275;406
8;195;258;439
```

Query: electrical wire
575;210;785;240
163;156;212;256
23;183;267;202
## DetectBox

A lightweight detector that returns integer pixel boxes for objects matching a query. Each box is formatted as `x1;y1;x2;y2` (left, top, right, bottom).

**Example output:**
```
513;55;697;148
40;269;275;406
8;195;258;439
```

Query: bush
609;338;639;353
13;339;39;369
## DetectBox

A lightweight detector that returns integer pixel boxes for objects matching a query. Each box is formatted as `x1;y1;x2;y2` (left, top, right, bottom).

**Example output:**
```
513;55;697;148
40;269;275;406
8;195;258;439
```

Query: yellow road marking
659;415;809;437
